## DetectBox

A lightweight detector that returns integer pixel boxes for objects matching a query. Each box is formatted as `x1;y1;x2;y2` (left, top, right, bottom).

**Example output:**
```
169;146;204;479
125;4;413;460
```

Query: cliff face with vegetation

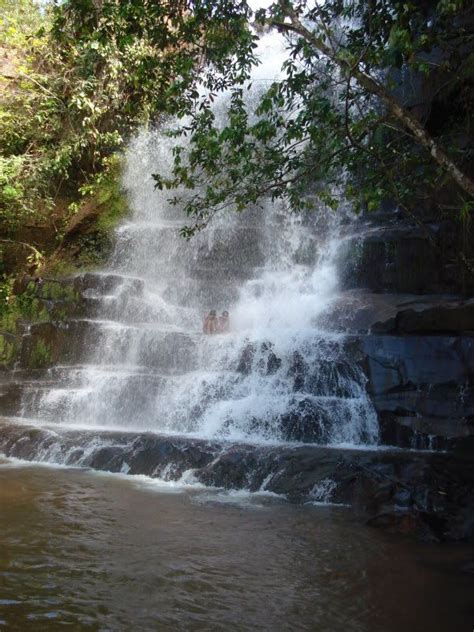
0;0;133;327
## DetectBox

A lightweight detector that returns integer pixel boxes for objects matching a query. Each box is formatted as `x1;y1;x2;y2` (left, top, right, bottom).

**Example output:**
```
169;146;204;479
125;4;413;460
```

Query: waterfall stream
15;29;378;450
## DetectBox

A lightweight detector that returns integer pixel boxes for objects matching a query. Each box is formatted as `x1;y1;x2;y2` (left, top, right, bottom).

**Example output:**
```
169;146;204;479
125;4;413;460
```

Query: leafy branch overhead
151;0;474;236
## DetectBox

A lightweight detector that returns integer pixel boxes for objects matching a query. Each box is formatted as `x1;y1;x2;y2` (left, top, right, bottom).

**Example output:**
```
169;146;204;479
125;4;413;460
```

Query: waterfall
17;29;379;449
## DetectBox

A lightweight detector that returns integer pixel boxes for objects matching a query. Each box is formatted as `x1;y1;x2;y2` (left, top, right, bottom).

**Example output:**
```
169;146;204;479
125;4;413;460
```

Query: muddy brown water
0;459;472;631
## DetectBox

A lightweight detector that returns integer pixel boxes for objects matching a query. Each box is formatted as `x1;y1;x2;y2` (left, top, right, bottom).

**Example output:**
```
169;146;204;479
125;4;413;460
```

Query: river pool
0;460;472;631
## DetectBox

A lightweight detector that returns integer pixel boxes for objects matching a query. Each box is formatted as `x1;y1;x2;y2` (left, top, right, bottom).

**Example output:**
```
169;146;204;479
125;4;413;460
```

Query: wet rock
305;359;363;398
278;398;333;443
73;273;144;297
340;220;474;295
288;351;307;391
377;412;468;451
0;420;473;542
19;322;66;369
87;446;127;471
358;333;474;450
340;224;438;293
139;331;198;373
258;342;282;375
374;300;474;335
0;381;24;416
18;320;106;369
187;227;265;282
322;291;474;335
127;435;216;478
0;332;19;369
266;350;282;374
237;341;283;376
199;446;260;489
362;335;473;394
237;343;255;375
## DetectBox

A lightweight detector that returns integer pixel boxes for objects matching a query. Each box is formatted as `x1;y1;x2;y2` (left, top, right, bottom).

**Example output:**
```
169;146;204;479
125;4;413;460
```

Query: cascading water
15;28;378;450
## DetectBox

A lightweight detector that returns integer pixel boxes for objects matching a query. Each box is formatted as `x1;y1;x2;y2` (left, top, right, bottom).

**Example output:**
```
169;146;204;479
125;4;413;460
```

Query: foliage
2;0;472;255
0;276;78;334
0;0;255;241
0;0;55;230
0;332;17;366
148;0;474;236
61;155;130;268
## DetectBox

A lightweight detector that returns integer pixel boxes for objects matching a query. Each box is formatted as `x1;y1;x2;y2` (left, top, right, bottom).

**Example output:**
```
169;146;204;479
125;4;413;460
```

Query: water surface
0;461;472;631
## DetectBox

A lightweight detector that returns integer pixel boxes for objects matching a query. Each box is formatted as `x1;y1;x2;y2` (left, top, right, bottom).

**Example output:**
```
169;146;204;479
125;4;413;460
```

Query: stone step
379;412;474;451
321;290;469;334
73;272;145;297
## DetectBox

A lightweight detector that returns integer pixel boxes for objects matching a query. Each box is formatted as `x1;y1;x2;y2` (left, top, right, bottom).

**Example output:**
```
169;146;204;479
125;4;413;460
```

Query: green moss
29;338;52;369
0;309;19;333
37;281;78;302
0;334;17;367
0;277;80;335
52;306;70;322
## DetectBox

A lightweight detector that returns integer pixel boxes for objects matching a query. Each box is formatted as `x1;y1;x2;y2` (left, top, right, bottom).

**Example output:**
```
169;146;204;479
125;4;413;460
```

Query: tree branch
271;7;474;199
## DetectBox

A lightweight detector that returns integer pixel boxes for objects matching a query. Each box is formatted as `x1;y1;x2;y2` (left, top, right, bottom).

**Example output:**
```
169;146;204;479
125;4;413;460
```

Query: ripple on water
0;462;473;631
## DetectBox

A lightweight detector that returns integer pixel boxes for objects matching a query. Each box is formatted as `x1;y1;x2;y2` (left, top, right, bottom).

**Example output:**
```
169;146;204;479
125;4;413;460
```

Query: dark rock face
333;209;474;456
359;334;474;450
1;420;473;543
363;335;473;394
372;301;474;335
320;291;474;336
339;218;474;296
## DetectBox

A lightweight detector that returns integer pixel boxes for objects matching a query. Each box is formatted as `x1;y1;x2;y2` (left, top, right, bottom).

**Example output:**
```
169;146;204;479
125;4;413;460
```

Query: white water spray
20;29;378;447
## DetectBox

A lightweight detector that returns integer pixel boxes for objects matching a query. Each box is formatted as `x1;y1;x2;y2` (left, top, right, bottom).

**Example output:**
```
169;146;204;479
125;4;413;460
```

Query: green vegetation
148;0;474;238
1;0;62;232
0;0;253;239
0;332;17;366
0;277;79;335
0;0;254;298
28;337;52;369
1;0;473;275
57;155;130;269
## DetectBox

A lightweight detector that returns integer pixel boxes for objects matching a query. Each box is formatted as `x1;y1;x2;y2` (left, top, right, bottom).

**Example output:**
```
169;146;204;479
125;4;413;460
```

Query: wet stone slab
0;419;473;543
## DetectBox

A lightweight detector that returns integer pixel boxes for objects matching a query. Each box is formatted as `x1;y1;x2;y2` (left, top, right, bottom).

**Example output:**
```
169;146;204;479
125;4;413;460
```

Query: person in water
218;310;230;333
203;310;218;334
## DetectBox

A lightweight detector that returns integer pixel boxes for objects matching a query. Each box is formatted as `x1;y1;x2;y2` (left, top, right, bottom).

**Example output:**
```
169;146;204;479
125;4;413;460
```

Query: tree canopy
0;0;253;235
1;0;473;242
150;0;474;236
